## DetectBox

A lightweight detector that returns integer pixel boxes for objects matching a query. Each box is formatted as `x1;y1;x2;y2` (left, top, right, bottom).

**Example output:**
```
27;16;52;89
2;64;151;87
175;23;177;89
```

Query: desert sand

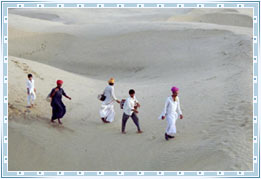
8;8;253;171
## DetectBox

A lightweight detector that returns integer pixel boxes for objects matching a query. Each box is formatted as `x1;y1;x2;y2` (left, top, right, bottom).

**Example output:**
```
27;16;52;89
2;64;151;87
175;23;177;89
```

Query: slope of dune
9;24;252;81
8;8;253;171
167;8;253;27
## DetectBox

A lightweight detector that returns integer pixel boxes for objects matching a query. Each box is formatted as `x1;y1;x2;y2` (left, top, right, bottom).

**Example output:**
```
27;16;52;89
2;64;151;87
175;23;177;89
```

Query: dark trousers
122;112;141;132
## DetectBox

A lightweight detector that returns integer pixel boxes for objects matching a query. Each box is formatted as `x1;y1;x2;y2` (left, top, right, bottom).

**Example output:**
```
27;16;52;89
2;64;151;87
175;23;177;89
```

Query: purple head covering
171;86;179;93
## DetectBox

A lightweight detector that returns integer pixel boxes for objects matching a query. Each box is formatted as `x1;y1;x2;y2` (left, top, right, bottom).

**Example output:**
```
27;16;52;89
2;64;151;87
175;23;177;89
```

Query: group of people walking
26;75;183;141
98;78;183;140
26;74;72;125
99;78;143;134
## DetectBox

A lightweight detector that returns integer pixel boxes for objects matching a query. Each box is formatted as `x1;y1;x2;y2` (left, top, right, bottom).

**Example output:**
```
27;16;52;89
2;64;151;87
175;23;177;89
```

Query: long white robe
99;85;117;122
159;96;182;135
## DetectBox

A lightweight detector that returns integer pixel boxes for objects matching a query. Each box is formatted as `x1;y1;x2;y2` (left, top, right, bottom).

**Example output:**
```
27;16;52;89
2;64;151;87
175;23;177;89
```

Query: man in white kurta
160;86;183;140
99;78;120;123
26;74;36;107
122;89;142;134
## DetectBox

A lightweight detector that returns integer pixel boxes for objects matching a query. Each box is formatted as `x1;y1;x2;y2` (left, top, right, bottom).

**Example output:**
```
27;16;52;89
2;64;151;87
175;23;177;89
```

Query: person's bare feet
137;130;143;134
58;119;63;125
122;131;126;134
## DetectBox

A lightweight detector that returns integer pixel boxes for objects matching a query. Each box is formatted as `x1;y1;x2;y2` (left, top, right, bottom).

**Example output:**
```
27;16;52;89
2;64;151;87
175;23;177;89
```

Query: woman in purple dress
50;80;71;124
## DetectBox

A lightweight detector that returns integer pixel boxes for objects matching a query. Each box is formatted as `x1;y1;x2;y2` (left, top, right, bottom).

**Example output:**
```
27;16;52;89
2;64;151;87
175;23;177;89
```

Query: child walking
26;74;36;108
122;89;143;134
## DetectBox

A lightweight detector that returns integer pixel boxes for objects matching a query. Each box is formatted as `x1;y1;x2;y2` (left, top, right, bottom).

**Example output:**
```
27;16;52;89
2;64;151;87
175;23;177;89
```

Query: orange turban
108;78;115;84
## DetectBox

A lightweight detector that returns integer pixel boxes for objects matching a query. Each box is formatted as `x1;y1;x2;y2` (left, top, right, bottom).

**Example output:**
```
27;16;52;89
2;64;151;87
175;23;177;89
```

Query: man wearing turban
160;86;183;140
99;78;120;123
49;80;71;124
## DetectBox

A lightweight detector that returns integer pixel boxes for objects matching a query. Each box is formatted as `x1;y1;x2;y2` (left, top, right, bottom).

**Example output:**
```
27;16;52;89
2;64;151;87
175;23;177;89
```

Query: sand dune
9;25;251;80
168;8;253;27
8;8;253;171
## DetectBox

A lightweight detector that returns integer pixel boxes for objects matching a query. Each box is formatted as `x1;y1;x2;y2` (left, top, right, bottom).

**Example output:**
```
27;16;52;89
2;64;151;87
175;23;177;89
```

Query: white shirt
102;85;117;105
26;79;35;94
162;96;182;117
123;96;139;116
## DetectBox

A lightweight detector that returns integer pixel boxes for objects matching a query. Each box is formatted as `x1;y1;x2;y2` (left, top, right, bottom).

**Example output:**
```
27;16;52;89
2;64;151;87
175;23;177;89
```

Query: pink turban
56;80;63;85
171;86;179;93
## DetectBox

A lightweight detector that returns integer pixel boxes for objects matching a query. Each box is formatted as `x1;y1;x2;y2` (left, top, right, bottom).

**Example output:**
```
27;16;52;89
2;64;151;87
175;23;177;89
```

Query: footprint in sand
151;136;156;140
12;59;44;80
221;51;228;56
146;134;156;140
240;123;246;127
9;104;15;109
49;122;75;133
228;106;234;110
205;76;217;81
24;109;31;113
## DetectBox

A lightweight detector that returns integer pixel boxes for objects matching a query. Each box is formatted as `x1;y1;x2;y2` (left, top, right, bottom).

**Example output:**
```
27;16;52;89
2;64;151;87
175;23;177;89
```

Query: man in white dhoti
160;86;183;141
26;74;36;108
99;78;120;123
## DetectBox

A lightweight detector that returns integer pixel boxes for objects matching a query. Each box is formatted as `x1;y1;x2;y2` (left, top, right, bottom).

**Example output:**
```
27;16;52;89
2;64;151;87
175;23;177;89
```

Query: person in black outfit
50;80;71;124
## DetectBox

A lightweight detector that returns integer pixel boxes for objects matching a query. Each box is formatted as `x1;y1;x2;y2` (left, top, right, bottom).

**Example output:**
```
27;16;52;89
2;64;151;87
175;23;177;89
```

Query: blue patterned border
1;1;259;178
